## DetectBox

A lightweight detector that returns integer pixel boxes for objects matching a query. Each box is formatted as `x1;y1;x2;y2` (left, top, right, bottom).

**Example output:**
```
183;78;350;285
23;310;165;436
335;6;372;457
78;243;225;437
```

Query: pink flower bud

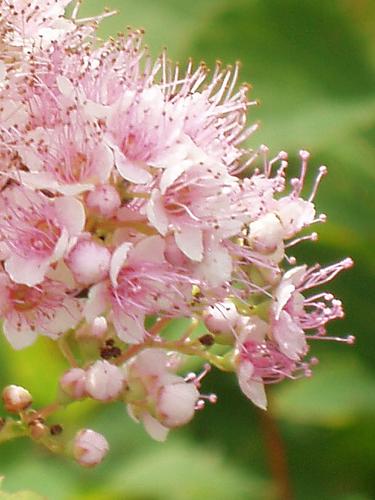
86;185;121;218
73;429;109;467
60;368;87;399
2;385;32;412
90;316;108;338
85;360;124;401
248;213;284;252
158;382;199;427
203;301;239;334
66;239;111;286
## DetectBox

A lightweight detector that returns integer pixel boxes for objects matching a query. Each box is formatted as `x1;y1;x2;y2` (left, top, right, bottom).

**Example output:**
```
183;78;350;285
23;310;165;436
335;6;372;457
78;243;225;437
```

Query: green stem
58;337;79;367
0;419;28;444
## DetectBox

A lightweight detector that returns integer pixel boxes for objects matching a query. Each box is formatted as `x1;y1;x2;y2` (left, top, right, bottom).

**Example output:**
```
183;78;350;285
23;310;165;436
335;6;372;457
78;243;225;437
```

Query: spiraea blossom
0;0;353;466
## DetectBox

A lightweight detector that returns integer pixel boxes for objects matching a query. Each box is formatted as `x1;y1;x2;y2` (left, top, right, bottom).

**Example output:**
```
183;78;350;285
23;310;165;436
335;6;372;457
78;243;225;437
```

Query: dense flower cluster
0;1;353;465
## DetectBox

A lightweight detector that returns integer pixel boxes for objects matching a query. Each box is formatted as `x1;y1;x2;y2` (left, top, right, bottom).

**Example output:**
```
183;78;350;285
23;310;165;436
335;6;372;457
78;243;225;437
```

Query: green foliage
0;478;45;500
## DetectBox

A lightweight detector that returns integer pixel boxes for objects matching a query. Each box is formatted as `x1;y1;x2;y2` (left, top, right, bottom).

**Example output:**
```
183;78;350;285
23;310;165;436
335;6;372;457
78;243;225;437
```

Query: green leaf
106;438;269;500
272;355;375;426
0;477;45;500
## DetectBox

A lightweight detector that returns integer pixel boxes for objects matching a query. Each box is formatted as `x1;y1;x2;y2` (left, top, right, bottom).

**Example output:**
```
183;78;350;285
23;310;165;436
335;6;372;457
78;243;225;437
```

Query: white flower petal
54;196;85;235
112;145;152;184
146;190;169;236
3;320;38;350
175;225;203;262
112;312;144;344
142;413;169;442
84;283;108;323
110;242;132;287
238;360;267;410
5;256;49;286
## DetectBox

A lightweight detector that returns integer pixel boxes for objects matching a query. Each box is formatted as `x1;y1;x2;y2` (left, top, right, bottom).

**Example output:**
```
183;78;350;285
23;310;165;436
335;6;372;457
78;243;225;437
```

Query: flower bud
66;239;111;286
86;184;121;218
73;429;109;467
158;382;199;428
85;360;124;401
248;213;284;253
203;301;239;334
91;316;108;339
60;368;87;399
2;385;32;412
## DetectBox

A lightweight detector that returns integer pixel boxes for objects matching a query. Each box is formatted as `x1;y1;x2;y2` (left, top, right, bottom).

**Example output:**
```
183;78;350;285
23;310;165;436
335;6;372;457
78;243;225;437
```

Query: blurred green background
1;0;375;499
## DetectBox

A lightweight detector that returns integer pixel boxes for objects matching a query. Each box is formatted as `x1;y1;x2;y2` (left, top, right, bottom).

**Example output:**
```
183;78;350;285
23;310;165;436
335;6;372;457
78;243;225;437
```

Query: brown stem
258;403;294;500
34;401;62;420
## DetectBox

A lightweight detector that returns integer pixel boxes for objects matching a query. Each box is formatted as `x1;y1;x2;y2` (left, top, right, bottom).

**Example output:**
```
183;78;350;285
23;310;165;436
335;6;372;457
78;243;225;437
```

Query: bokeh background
1;0;375;498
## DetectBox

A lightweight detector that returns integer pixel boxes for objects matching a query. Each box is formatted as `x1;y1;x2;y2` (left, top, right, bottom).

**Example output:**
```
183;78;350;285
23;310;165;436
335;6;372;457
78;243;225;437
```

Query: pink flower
0;187;85;286
125;349;200;441
15;116;113;195
0;273;82;349
160;60;256;170
146;151;240;261
85;236;193;344
105;87;186;184
1;0;75;49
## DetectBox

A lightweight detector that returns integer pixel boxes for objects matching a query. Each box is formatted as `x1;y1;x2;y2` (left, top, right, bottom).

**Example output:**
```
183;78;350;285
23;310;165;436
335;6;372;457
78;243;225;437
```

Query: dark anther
198;334;215;346
50;424;63;436
100;347;113;360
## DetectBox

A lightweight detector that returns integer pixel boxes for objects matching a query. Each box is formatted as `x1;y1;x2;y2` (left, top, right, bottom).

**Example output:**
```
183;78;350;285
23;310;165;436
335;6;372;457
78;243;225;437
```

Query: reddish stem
258;404;294;500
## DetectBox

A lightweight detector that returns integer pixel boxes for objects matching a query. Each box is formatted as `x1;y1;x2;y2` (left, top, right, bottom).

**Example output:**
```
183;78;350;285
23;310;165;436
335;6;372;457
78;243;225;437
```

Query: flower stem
0;418;28;444
258;403;294;500
58;337;79;367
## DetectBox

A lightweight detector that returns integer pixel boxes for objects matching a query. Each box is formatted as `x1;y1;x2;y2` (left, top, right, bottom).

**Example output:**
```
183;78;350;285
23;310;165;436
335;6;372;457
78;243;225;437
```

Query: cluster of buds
0;1;353;466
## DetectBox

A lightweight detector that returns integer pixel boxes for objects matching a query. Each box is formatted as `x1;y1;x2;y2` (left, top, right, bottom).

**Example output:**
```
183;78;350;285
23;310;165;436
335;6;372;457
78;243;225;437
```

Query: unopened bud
158;382;199;428
91;316;108;338
2;385;32;413
203;301;239;335
85;360;124;401
66;239;111;286
60;368;87;399
73;429;109;467
86;184;121;218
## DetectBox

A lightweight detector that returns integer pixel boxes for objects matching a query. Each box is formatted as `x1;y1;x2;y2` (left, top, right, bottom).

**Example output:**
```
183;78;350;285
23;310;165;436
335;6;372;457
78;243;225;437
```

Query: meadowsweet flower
0;273;82;349
125;349;200;441
0;187;85;286
0;0;353;461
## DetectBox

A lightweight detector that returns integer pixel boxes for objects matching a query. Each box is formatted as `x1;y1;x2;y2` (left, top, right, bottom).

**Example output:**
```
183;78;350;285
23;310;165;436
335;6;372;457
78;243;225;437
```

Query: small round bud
86;184;121;218
2;385;32;413
73;429;109;467
85;360;124;401
158;382;199;428
60;368;87;400
203;301;239;335
66;239;110;286
91;316;108;338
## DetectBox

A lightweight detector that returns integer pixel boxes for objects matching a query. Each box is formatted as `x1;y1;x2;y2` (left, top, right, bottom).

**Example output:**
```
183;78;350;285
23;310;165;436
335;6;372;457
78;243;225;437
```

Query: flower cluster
0;1;353;466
